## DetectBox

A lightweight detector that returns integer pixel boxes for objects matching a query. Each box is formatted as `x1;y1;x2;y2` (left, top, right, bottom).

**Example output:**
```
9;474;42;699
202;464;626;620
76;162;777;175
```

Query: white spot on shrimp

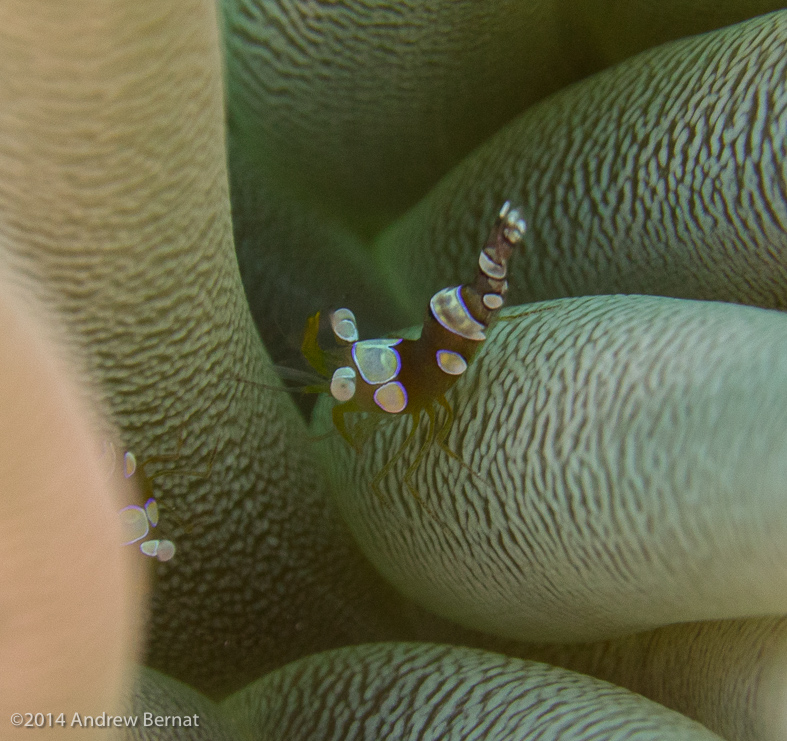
430;286;486;341
331;366;357;401
330;308;358;343
144;498;159;527
353;339;402;385
123;451;137;478
479;250;506;280
436;349;468;375
373;381;408;413
120;505;149;545
483;293;504;310
156;540;176;561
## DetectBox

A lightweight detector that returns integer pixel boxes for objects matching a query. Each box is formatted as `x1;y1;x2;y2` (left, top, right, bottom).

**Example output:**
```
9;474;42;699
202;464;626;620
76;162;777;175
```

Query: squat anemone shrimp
105;433;217;562
301;202;553;506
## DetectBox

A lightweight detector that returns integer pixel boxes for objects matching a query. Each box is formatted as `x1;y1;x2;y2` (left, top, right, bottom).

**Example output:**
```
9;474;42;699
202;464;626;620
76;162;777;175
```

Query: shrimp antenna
272;365;329;387
234;374;328;396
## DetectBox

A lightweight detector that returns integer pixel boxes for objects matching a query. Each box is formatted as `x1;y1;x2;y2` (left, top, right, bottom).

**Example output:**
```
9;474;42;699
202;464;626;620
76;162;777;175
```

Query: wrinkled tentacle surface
0;0;413;698
225;2;787;362
222;643;722;740
376;11;787;319
223;0;787;231
124;668;241;741
521;616;787;741
319;296;787;640
223;0;576;227
5;0;787;739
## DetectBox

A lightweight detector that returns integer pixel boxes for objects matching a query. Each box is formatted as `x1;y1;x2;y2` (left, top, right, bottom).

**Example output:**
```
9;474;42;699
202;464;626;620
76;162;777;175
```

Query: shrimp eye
330;366;357;401
330;308;358;343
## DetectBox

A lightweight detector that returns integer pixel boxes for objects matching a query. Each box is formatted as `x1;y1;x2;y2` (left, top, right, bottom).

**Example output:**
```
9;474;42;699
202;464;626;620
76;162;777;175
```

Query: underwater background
2;1;787;739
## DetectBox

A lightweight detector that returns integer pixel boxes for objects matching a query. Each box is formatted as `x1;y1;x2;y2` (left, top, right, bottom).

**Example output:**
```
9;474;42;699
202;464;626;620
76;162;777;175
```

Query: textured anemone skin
568;0;787;67
222;0;575;228
224;0;783;359
228;7;787;373
521;617;787;741
319;296;787;642
5;1;787;740
376;10;787;321
0;0;413;698
222;0;786;230
222;643;722;740
123;668;241;741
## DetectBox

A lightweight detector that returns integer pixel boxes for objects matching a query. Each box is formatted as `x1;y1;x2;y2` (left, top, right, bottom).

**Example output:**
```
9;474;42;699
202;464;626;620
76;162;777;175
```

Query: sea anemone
2;2;786;740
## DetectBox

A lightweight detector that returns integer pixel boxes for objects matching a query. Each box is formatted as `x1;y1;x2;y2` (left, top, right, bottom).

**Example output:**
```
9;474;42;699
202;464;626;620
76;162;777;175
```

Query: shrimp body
109;434;217;561
109;445;178;562
304;202;527;447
